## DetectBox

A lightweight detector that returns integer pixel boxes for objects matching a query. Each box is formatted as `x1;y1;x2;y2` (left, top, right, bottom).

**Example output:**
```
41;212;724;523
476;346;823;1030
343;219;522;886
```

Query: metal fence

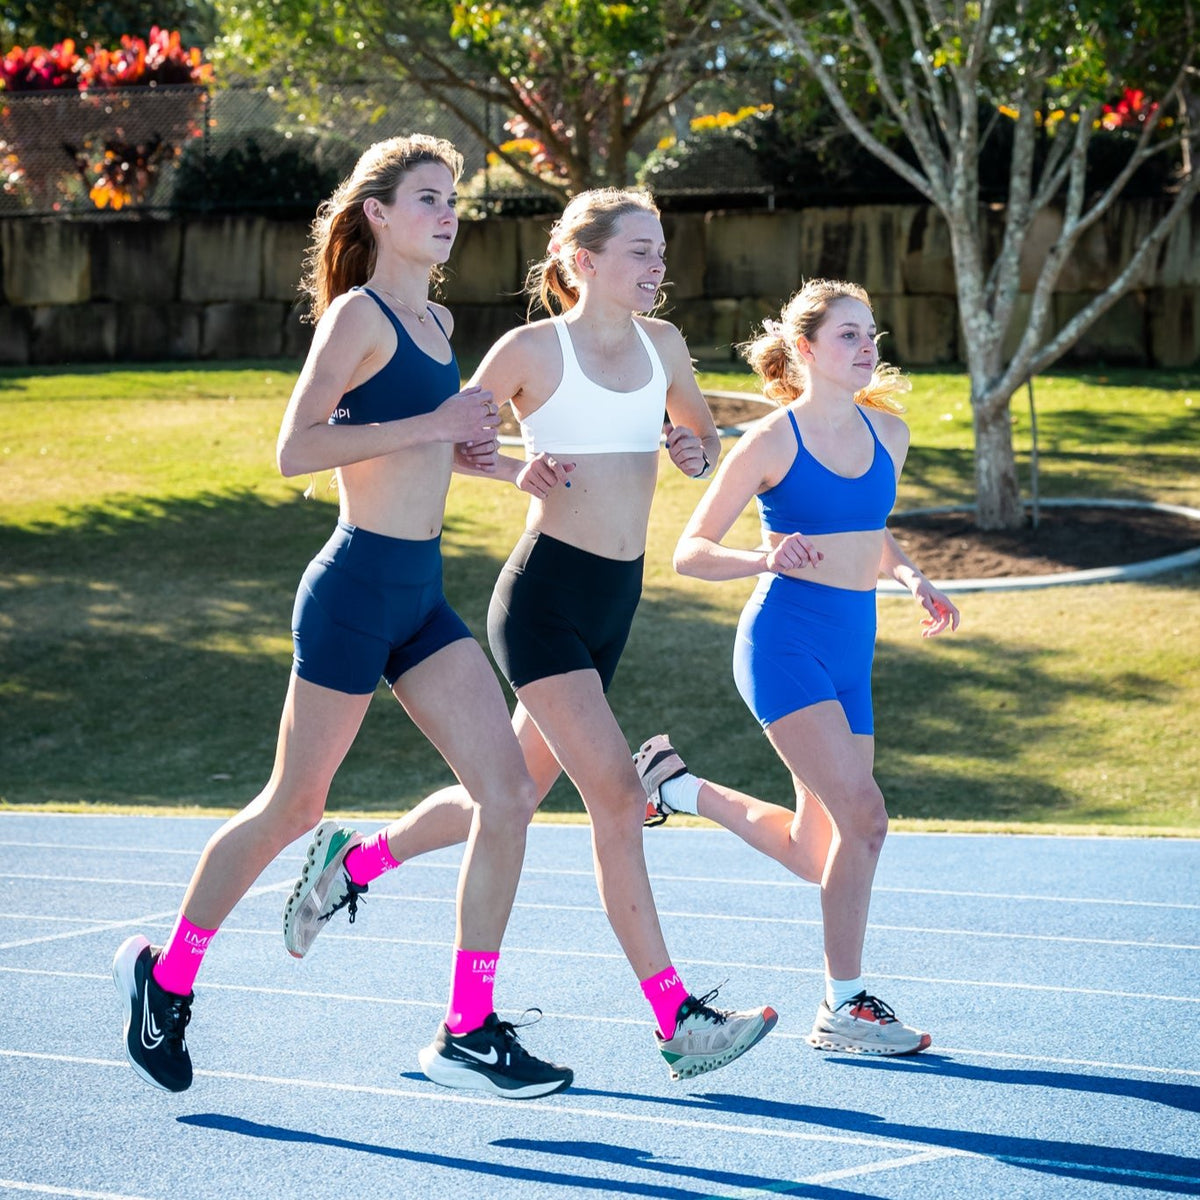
0;77;780;218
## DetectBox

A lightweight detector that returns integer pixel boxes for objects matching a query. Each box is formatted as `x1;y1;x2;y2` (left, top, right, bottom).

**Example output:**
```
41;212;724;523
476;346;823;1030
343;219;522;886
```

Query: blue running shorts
733;574;877;734
291;520;473;695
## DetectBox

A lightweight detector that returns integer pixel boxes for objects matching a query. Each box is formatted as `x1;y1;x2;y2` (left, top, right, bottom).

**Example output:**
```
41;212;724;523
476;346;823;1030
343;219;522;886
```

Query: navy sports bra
328;287;460;425
757;407;897;536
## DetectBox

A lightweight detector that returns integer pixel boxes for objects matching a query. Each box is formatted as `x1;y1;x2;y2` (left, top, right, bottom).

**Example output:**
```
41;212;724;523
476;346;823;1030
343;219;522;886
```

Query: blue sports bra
757;407;897;536
328;287;460;425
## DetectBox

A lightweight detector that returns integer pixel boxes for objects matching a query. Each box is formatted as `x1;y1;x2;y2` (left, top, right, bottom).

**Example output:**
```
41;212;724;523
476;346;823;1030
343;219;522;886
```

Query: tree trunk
972;394;1023;530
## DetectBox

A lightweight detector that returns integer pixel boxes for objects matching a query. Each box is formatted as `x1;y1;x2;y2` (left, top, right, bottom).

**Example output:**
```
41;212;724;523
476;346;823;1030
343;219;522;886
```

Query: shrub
171;126;360;217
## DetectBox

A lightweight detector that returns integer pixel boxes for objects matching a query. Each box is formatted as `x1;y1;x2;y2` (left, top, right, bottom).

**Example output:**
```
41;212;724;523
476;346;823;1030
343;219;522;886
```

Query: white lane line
5;1051;1200;1189
1;888;1195;954
0;1178;152;1200
1;851;1197;911
0;884;289;951
3;927;1198;1005
696;1150;957;1199
4;965;1200;1077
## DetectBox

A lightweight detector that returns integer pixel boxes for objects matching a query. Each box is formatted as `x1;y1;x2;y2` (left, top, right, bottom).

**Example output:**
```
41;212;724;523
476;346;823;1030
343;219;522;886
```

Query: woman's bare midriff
335;441;454;540
766;527;886;590
527;451;659;560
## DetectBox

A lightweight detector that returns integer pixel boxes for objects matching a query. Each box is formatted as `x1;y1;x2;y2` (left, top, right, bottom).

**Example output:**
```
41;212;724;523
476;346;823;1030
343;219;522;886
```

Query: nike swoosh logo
457;1044;499;1065
141;990;164;1051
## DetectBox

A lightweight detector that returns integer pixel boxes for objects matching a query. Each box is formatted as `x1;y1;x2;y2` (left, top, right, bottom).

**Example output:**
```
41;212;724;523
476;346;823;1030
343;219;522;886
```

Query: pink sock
444;948;498;1034
641;965;690;1039
343;829;402;887
152;914;217;996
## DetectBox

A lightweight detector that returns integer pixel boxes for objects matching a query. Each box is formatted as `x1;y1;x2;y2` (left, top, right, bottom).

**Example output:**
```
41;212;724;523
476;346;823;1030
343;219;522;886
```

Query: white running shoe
655;987;778;1080
634;734;688;827
282;821;366;958
806;992;931;1055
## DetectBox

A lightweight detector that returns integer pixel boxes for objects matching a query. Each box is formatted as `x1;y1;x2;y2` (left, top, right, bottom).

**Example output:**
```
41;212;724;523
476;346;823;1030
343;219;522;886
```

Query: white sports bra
520;317;668;456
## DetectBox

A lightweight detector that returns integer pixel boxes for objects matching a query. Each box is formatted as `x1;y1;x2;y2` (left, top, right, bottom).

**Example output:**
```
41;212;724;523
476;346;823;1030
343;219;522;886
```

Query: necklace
375;286;430;324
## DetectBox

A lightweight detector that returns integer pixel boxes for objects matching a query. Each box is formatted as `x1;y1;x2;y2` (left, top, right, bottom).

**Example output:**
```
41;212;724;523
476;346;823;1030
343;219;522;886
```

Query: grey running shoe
283;821;366;958
112;935;194;1092
418;1011;574;1099
806;992;932;1055
655;987;778;1080
635;734;688;827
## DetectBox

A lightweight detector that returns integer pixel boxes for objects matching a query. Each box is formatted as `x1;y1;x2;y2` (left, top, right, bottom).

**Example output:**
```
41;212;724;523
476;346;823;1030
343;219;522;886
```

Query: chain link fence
0;76;781;218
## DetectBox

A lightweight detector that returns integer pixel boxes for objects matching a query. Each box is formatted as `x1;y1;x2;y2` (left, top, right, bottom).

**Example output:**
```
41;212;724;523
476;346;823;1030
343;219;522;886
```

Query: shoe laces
678;983;730;1026
840;992;897;1023
486;1008;544;1061
161;992;193;1046
319;872;367;926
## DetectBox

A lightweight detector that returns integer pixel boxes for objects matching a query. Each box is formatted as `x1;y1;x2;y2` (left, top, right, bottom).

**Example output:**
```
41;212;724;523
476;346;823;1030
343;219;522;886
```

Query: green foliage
0;0;216;48
172;126;360;216
211;0;754;192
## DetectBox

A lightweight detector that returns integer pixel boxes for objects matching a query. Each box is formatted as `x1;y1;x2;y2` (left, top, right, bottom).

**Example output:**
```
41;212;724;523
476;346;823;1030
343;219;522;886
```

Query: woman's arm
652;321;722;480
276;295;496;477
674;420;821;581
455;326;576;497
879;529;961;636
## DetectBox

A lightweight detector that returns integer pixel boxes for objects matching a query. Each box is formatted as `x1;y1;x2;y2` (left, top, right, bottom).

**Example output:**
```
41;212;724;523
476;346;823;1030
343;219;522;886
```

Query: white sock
659;772;703;815
826;976;865;1010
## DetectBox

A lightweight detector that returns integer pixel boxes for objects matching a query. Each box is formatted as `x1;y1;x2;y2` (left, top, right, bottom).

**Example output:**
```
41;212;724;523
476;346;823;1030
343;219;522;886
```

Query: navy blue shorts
487;530;643;692
291;520;473;695
733;574;877;734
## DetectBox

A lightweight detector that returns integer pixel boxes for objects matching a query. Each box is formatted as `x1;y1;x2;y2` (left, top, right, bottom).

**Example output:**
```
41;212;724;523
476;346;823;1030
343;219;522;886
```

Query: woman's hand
454;436;499;473
664;421;708;478
912;578;960;637
765;531;824;573
516;451;576;498
435;385;501;444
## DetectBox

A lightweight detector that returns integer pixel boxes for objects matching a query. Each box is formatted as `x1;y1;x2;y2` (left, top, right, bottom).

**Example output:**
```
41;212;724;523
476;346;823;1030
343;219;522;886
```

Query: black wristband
691;451;711;480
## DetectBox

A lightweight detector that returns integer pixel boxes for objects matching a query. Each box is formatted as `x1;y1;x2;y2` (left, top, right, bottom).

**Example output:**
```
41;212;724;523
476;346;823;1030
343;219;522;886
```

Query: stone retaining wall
1;201;1196;367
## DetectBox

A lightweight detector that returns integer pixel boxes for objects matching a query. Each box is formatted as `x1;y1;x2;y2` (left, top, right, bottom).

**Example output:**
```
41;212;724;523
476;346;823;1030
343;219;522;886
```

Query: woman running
112;134;572;1100
283;187;778;1083
637;279;959;1057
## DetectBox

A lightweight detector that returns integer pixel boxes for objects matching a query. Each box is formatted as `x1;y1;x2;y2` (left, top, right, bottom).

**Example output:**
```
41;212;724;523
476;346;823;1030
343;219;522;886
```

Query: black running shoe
112;934;194;1092
418;1011;573;1099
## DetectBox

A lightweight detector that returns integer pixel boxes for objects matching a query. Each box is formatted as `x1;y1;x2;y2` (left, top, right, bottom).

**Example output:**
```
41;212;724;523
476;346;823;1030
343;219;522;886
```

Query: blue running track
1;812;1198;1199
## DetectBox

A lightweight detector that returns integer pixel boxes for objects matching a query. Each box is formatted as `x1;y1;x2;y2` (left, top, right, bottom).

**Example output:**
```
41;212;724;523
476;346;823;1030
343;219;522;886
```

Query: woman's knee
831;781;888;850
246;783;328;844
473;768;541;827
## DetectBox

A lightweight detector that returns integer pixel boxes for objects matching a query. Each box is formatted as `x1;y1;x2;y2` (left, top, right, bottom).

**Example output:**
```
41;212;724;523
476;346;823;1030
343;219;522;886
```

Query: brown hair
525;187;661;316
740;278;909;413
299;134;464;323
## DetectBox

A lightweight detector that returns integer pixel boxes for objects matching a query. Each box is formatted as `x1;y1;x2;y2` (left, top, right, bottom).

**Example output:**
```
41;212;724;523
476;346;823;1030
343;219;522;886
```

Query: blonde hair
299;134;465;323
740;279;909;413
525;187;661;316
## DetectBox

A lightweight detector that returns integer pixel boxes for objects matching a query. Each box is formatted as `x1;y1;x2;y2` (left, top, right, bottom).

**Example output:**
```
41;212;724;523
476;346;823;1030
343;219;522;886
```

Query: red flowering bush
0;27;212;211
1101;87;1159;131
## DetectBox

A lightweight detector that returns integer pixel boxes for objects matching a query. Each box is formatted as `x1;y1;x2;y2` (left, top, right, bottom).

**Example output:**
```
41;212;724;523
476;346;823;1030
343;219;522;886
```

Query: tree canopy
212;0;751;195
0;0;216;47
744;0;1200;528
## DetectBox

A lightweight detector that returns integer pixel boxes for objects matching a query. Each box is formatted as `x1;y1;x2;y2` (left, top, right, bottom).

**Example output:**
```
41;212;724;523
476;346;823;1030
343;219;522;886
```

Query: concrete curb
879;498;1200;594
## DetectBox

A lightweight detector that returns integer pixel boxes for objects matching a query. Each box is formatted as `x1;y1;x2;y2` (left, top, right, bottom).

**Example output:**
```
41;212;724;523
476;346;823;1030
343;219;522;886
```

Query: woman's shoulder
860;404;910;447
428;299;453;336
488;317;560;360
634;312;686;349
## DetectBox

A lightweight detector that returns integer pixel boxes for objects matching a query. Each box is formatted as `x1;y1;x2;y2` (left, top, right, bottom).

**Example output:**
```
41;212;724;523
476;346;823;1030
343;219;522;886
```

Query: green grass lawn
1;361;1197;833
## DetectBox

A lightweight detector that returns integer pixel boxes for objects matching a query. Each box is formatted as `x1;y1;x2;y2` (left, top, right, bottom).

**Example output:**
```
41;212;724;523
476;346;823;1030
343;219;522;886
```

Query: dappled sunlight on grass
1;363;1197;826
